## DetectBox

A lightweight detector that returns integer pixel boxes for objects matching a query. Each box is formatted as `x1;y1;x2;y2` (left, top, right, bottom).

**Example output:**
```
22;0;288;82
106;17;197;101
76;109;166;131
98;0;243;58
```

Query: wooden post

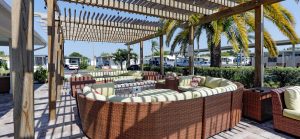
8;39;13;95
254;5;264;87
189;26;195;75
47;0;57;120
127;45;131;68
12;0;35;138
56;29;62;100
159;35;164;75
140;42;144;71
60;40;65;88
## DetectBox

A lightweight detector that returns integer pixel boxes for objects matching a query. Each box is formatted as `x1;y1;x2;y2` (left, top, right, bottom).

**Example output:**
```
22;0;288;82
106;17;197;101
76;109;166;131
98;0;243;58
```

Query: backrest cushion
151;91;194;102
205;76;222;88
285;86;300;110
83;86;92;94
179;76;194;86
194;76;206;86
84;91;107;101
192;88;222;98
108;95;152;103
92;83;115;97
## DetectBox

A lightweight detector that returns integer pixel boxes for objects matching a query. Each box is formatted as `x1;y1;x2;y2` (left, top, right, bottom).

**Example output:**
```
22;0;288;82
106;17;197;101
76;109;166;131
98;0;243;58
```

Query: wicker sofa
76;78;244;139
77;89;204;139
271;87;300;137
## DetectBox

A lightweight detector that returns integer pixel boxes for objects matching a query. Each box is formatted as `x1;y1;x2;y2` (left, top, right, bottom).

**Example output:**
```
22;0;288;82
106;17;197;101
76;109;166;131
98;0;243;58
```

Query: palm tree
112;49;138;70
163;3;298;67
151;40;159;57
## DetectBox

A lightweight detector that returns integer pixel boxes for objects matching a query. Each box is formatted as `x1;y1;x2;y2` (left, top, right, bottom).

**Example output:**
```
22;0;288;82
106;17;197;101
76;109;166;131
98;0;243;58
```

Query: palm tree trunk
120;62;123;70
210;42;221;67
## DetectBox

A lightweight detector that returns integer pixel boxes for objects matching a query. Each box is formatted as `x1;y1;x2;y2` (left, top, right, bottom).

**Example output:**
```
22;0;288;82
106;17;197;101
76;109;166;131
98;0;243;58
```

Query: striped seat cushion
108;95;152;103
151;91;194;102
138;89;178;97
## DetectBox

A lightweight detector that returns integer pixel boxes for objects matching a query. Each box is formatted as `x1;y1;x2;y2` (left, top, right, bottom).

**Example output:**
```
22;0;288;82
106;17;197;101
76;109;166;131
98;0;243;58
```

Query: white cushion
285;86;300;110
83;86;92;94
108;95;152;103
205;76;223;88
84;91;107;101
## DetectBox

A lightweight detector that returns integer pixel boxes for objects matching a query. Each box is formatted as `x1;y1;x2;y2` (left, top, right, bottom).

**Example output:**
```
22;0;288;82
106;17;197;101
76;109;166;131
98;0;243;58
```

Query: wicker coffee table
243;87;273;122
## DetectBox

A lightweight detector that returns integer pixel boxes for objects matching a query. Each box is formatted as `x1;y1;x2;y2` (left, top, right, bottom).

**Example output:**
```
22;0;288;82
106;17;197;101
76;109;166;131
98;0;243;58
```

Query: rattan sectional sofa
76;76;244;139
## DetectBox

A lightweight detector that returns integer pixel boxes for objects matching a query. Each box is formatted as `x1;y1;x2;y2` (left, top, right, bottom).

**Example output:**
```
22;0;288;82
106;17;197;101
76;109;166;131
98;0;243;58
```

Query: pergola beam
126;33;163;45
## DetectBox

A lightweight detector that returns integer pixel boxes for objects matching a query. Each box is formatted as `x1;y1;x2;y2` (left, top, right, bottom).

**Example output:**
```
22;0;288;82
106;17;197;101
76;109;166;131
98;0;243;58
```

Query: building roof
0;1;47;47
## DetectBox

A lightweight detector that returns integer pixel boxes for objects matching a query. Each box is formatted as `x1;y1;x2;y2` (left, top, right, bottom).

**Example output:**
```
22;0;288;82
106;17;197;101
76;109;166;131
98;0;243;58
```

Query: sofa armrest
271;88;285;115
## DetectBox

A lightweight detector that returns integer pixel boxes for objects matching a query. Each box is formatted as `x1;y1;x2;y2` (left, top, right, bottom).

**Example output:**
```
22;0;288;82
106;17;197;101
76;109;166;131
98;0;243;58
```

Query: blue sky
1;0;299;59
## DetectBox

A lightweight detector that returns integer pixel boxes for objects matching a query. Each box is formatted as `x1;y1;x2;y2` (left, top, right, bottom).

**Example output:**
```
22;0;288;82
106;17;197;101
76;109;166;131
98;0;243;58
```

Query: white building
250;50;300;67
34;55;48;71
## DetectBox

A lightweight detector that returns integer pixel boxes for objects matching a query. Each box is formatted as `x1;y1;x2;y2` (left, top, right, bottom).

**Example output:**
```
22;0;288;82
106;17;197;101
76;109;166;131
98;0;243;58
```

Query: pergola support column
254;5;264;87
47;0;57;121
127;45;131;68
56;31;62;100
189;26;195;75
159;35;164;75
12;0;35;138
140;42;144;71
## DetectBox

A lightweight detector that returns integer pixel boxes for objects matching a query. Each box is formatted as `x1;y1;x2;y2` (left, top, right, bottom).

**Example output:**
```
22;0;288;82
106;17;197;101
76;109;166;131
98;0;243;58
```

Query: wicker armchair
271;88;300;137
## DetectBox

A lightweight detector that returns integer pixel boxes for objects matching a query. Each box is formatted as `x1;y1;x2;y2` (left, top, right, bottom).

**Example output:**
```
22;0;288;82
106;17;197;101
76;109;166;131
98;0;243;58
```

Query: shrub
267;67;300;87
34;66;48;83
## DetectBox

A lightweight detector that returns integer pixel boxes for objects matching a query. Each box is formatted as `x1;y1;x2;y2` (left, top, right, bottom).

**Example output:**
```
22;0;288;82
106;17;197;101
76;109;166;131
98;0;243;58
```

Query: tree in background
69;52;89;69
153;51;169;56
0;51;5;57
101;52;111;57
151;40;159;57
112;49;138;70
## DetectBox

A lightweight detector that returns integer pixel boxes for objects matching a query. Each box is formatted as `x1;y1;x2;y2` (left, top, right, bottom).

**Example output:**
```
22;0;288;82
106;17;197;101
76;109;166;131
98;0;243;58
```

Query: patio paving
0;83;296;139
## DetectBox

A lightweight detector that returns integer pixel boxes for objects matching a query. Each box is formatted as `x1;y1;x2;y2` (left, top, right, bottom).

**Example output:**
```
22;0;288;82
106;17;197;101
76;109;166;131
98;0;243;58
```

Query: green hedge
144;66;300;88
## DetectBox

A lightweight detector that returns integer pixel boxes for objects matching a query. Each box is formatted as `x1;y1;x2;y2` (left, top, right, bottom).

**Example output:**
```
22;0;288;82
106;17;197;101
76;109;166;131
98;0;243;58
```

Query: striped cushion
192;88;223;98
151;91;194;102
179;76;193;86
108;95;152;103
205;77;223;88
178;86;194;91
92;83;115;97
138;89;178;97
84;91;107;101
157;80;165;84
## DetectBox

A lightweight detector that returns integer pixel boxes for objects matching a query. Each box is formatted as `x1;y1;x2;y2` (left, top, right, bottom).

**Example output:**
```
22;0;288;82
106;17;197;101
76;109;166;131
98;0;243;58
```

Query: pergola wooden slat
57;8;162;43
59;0;240;21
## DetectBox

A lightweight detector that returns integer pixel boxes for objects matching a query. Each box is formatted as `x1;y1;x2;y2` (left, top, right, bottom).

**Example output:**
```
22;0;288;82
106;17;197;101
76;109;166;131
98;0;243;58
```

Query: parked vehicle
127;65;140;71
68;63;79;70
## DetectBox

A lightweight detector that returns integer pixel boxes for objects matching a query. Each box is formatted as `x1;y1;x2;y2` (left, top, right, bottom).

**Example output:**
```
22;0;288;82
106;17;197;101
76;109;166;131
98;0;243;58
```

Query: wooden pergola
12;0;283;138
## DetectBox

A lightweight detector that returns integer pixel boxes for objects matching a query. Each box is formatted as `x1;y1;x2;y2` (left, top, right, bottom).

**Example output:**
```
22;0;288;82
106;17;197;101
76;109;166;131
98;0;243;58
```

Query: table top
251;87;273;94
